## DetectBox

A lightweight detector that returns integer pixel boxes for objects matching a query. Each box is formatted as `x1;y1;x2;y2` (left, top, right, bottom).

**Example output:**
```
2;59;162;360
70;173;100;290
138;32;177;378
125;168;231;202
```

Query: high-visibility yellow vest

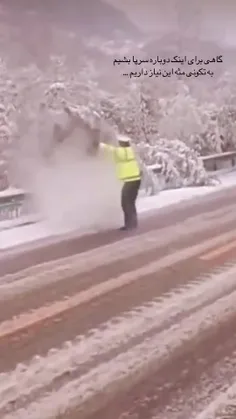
100;143;141;182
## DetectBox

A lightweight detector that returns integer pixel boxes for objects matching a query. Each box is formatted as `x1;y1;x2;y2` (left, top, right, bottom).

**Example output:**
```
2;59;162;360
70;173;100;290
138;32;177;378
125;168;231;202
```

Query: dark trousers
121;179;141;229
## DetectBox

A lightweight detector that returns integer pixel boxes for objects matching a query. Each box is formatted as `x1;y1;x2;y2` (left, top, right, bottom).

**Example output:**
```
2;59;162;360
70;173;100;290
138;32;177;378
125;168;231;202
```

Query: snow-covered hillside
0;2;236;192
1;58;236;191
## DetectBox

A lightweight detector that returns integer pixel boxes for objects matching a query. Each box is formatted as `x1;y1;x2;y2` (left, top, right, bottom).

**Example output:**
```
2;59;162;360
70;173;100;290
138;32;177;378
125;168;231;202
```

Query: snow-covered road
1;186;236;418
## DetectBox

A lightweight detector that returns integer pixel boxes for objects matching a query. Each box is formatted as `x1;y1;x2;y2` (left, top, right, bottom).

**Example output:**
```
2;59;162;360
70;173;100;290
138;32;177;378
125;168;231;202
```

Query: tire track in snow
1;229;236;341
139;330;236;419
140;343;236;419
3;275;236;419
193;381;236;419
1;263;236;418
0;202;236;300
1;201;236;418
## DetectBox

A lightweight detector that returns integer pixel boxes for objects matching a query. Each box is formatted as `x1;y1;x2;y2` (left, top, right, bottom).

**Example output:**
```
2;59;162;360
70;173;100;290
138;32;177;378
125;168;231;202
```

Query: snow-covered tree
1;49;236;192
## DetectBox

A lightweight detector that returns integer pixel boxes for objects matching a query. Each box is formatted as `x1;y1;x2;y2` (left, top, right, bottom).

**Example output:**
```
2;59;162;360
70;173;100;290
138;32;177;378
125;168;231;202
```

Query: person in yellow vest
99;135;142;231
53;115;142;230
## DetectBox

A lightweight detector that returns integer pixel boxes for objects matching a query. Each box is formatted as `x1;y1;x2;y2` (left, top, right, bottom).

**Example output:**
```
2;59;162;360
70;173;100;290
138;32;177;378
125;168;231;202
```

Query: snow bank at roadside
1;171;236;250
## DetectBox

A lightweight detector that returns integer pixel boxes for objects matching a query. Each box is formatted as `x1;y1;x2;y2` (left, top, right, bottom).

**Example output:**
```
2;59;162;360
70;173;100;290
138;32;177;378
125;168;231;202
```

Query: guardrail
143;151;236;195
1;151;236;221
0;191;31;223
0;202;23;221
146;151;236;175
201;151;236;172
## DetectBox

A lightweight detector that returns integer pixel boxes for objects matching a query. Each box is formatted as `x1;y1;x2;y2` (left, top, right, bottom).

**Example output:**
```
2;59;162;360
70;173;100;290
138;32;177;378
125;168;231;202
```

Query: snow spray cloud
17;110;121;234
